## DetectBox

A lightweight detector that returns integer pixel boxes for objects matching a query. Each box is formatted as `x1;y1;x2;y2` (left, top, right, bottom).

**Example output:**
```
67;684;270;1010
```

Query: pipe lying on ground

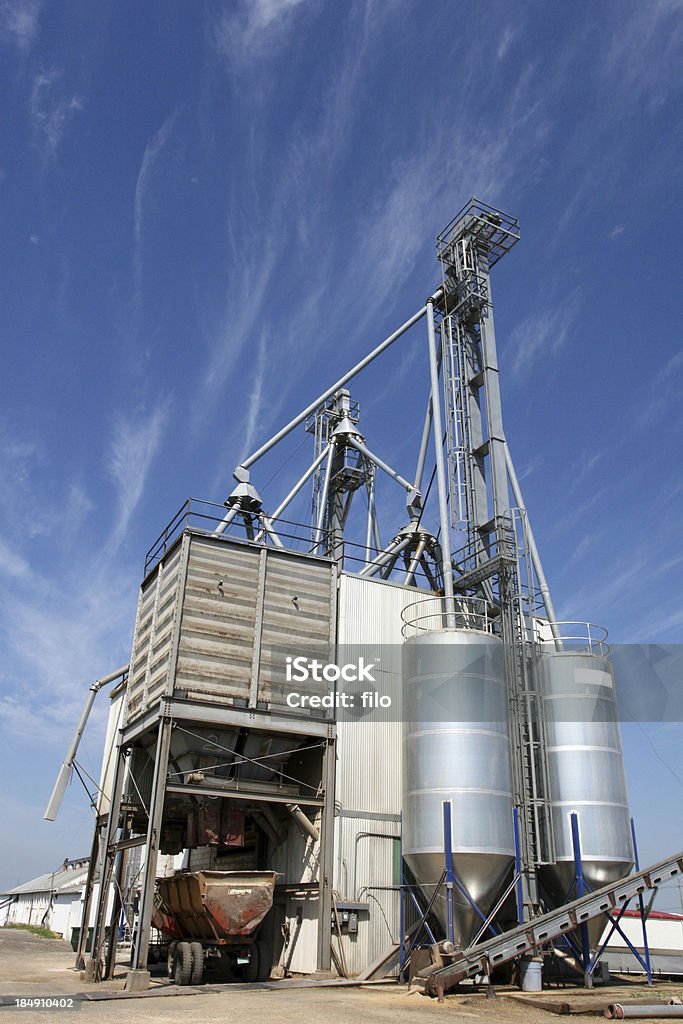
605;1004;683;1020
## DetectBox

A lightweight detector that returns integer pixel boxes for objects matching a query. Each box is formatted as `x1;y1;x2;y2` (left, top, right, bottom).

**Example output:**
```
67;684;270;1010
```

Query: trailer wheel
166;941;178;979
173;941;193;986
190;942;204;985
254;940;272;982
240;945;259;983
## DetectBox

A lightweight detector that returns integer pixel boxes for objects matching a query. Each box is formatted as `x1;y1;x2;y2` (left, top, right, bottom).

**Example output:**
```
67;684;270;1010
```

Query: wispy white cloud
568;451;603;493
0;564;134;742
507;289;581;379
198;237;279;424
30;69;83;158
213;0;307;65
602;0;683;109
240;334;268;461
497;25;516;60
552;486;609;536
0;0;40;50
107;397;170;546
559;549;683;622
133;112;177;310
0;538;33;581
517;453;544;482
640;347;683;425
609;224;625;239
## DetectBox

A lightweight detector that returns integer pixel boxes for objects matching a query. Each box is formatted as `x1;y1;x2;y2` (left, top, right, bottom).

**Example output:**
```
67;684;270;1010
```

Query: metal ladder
441;315;473;533
504;509;555;883
423;849;683;999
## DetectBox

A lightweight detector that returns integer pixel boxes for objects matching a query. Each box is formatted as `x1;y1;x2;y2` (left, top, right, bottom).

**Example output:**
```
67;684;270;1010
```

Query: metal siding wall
123;534;336;723
124;542;184;722
259;552;335;705
96;686;126;815
334;814;401;977
333;573;415;974
335;573;411;814
270;817;321;974
176;537;258;702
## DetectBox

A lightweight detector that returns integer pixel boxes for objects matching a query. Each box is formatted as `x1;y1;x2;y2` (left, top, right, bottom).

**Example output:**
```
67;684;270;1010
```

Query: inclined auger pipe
237;291;443;475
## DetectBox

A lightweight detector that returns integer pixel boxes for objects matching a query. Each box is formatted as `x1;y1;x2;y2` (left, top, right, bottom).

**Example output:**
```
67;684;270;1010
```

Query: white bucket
519;956;543;992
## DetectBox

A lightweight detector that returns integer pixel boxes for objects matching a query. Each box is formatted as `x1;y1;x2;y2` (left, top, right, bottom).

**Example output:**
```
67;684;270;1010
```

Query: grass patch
2;923;61;939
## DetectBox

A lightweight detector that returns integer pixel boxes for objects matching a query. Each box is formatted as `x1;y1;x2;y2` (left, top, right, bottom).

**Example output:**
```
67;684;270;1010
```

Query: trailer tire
240;946;259;983
190;942;204;985
166;941;178;979
254;940;272;982
173;941;193;986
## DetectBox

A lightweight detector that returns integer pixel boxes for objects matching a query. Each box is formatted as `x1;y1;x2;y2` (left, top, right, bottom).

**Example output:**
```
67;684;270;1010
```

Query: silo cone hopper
404;848;513;948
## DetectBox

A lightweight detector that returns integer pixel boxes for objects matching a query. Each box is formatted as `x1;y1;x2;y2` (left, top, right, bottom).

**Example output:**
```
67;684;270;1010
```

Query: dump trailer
151;870;277;985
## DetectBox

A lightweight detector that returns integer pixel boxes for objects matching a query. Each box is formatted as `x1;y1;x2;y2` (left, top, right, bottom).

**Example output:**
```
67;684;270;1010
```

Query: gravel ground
2;928;682;1024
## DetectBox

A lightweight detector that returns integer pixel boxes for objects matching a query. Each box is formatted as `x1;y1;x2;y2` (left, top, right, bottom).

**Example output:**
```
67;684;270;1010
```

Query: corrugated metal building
0;859;90;939
332;573;413;976
92;541;418;978
599;910;683;977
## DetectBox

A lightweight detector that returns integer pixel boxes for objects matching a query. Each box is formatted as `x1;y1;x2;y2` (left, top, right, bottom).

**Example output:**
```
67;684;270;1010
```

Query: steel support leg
127;718;172;988
316;737;336;973
570;812;592;986
86;744;127;981
513;807;524;926
442;801;455;946
631;818;653;985
104;817;130;980
75;818;103;970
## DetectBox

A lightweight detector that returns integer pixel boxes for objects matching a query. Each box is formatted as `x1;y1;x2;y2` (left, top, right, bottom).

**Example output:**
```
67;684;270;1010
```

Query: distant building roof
0;858;89;898
617;909;683;921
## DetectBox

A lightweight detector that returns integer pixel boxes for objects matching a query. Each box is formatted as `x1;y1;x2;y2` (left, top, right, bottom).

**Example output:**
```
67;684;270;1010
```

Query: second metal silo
402;598;515;947
537;623;633;944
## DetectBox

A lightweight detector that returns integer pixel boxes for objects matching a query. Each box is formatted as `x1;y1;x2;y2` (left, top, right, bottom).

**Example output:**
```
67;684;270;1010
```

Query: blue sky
1;0;682;907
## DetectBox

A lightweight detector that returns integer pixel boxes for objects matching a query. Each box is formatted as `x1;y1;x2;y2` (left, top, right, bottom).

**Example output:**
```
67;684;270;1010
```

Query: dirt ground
1;928;682;1024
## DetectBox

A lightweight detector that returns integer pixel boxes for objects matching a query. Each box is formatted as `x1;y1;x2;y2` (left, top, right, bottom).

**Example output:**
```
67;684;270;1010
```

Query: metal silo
402;598;515;946
538;625;633;941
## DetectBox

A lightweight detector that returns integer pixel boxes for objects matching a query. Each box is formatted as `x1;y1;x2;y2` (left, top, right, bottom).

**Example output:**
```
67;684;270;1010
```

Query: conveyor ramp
424;850;683;998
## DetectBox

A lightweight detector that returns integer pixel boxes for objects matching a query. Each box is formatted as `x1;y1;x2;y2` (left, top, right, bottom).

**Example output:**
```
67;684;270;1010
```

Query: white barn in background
0;859;89;940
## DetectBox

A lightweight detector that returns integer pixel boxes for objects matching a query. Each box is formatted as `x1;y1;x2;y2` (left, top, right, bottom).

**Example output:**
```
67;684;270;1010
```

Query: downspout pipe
44;665;129;821
286;804;319;843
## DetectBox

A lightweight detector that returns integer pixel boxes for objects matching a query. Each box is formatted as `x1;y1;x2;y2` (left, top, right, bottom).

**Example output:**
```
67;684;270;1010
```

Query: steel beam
254;446;330;543
120;699;334;746
345;436;414;493
505;447;560;636
166;783;324;807
239;297;441;473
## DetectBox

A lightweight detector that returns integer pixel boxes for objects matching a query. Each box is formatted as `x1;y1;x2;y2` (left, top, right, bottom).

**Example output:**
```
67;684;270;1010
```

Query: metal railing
144;497;330;573
337;537;437;589
535;621;609;656
401;595;496;639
